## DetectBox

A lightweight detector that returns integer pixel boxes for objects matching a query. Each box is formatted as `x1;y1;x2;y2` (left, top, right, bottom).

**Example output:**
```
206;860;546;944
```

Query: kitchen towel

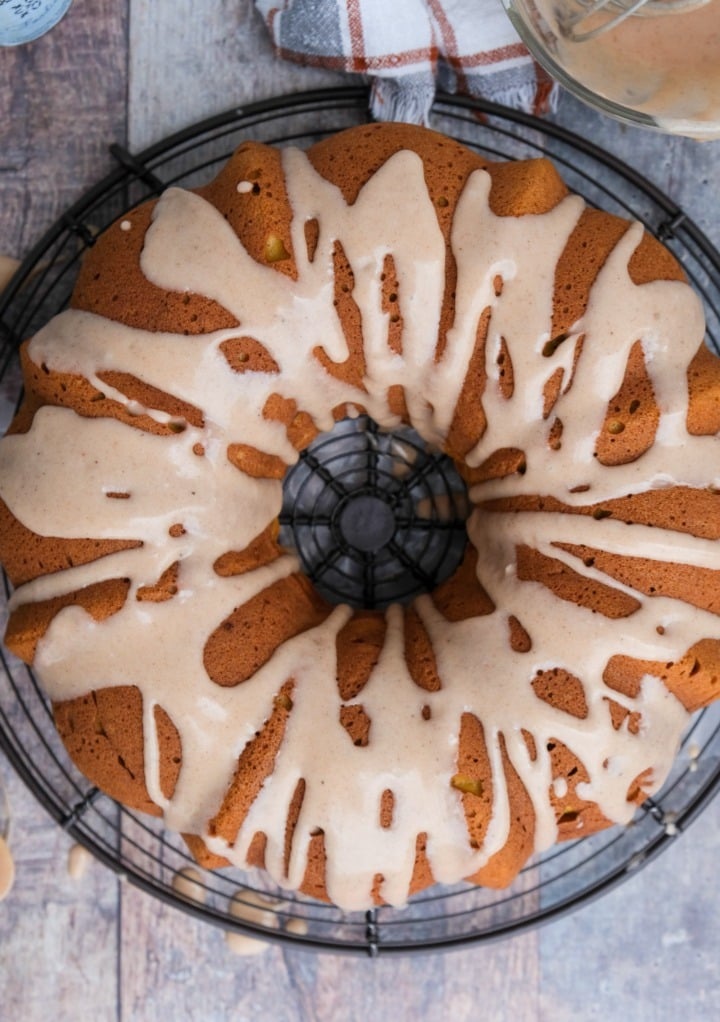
255;0;557;123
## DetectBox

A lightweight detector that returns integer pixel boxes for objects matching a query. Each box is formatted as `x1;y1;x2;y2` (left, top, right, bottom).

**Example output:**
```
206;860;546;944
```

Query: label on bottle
0;0;73;46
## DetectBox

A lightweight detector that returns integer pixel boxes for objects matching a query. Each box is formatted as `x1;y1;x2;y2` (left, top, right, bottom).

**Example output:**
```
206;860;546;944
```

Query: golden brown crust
432;547;495;622
516;544;642;619
227;442;288;479
16;341;204;439
72;203;239;332
213;522;282;578
339;704;372;747
52;686;181;815
197;140;297;281
466;733;536;888
445;309;490;459
0;497;140;589
595;340;659;466
136;562;180;602
604;639;720;713
554;542;720;616
481;486;720;541
404;607;442;692
508;615;532;653
6;578;131;663
532;668;588;719
203;574;331;688
262;393;320;451
335;611;386;701
688;342;720;435
313;242;367;390
220;336;280;375
209;679;295;844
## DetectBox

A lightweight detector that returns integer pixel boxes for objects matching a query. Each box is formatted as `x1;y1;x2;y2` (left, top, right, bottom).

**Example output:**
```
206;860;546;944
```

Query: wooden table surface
2;3;720;1020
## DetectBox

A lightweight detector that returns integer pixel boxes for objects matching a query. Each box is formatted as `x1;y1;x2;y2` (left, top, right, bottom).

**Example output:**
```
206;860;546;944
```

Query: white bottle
0;0;73;46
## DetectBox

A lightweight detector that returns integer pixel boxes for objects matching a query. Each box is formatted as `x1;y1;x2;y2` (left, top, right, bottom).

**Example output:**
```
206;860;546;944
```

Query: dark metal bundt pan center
2;88;720;956
279;416;469;609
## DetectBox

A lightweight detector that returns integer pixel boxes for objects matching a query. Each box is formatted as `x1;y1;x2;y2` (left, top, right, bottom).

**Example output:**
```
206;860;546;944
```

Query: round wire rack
1;87;720;956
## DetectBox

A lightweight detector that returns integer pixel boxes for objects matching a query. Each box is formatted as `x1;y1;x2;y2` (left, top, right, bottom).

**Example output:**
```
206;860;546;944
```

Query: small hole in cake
558;809;579;823
542;333;569;358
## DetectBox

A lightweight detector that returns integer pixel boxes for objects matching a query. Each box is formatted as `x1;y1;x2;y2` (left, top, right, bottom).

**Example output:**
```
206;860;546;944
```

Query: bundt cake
1;122;720;911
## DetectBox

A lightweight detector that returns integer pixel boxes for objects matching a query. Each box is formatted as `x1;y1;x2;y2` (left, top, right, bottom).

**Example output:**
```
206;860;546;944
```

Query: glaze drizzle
0;145;717;910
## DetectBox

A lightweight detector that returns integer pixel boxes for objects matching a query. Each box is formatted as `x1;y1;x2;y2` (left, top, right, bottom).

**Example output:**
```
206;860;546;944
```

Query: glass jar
0;0;73;46
501;0;720;139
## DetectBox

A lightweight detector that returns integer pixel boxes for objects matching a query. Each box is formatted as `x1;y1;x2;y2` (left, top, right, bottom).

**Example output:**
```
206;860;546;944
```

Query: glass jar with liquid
0;0;73;46
502;0;720;139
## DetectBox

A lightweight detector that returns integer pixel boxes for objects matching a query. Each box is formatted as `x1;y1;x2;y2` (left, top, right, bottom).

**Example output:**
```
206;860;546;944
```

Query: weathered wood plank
127;0;349;152
0;750;118;1022
0;7;127;1019
0;0;128;258
118;870;540;1022
539;796;720;1021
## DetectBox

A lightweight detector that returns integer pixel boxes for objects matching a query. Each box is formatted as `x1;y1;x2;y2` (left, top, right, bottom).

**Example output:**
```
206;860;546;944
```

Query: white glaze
0;836;14;901
224;930;270;956
537;0;720;138
0;145;717;910
67;842;92;880
171;866;207;903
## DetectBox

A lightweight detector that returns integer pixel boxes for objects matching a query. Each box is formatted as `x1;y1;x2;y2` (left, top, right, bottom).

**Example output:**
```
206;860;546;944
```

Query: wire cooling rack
1;87;720;956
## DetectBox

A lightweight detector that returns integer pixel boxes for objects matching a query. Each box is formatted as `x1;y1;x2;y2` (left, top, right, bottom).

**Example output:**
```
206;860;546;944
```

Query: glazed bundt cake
1;122;720;910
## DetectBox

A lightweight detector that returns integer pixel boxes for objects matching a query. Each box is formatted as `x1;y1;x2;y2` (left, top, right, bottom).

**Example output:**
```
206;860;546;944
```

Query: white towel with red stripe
255;0;556;123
